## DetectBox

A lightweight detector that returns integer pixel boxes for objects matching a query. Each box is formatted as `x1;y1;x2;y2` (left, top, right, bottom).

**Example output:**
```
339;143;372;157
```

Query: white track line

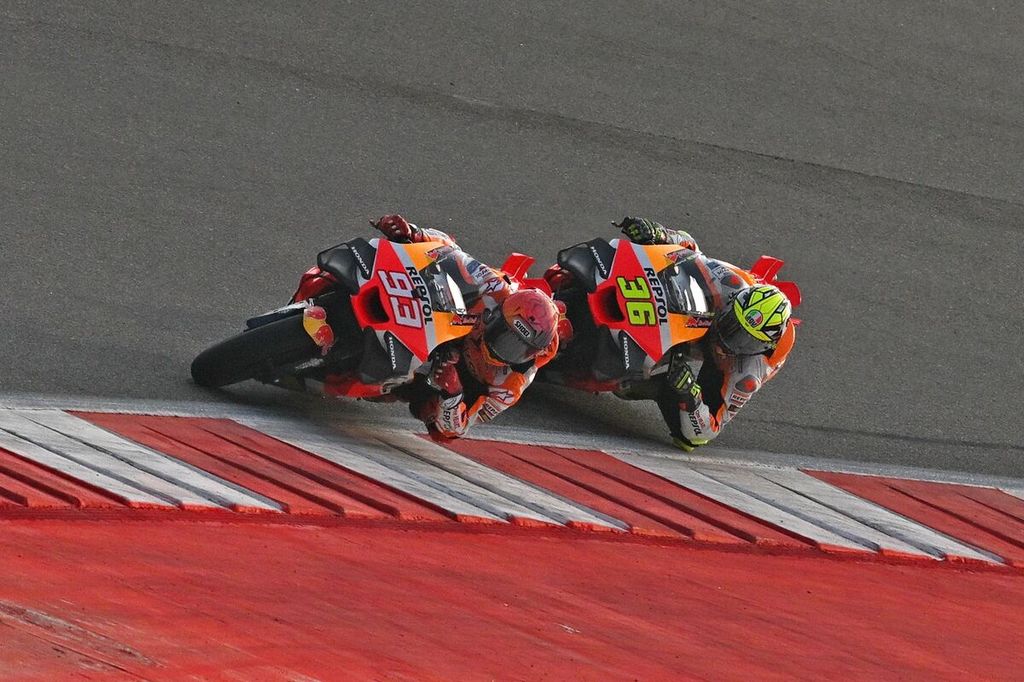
24;410;281;511
370;429;627;530
614;453;870;552
0;411;173;507
752;467;998;562
246;419;505;522
692;464;933;557
311;424;588;526
694;464;998;562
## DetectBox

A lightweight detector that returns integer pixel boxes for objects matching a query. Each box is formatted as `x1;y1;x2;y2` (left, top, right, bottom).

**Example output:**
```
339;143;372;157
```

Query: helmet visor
484;315;543;365
715;310;774;356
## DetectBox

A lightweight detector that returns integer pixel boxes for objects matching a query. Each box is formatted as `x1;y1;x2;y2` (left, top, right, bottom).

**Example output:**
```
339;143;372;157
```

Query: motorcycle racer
545;217;796;452
292;214;561;441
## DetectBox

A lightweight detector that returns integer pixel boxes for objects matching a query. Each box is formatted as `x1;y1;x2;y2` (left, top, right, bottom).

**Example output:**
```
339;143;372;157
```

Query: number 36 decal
616;276;657;326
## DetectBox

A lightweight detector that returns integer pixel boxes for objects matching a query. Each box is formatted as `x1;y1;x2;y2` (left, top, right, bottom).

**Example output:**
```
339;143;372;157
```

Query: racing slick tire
190;315;318;388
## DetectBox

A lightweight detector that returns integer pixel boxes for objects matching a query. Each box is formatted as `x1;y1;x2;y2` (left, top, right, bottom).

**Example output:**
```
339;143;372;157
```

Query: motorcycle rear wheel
190;315;318;388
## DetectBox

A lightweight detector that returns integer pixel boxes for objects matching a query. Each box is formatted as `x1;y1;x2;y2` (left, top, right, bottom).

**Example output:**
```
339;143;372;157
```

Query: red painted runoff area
2;518;1023;680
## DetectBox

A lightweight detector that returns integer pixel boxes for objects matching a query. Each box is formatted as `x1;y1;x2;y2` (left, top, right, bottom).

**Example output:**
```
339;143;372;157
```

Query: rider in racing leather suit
292;214;561;441
550;217;796;452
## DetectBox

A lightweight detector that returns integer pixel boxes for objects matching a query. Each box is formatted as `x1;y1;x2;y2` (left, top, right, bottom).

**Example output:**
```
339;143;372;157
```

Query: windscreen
658;264;711;316
421;250;483;313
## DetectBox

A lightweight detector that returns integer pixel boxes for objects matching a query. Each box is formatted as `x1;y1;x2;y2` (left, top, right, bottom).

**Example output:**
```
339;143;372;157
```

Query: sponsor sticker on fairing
666;249;698;265
342;244;370;278
386;334;398;369
427;245;455;261
589;245;609;278
450;313;479;326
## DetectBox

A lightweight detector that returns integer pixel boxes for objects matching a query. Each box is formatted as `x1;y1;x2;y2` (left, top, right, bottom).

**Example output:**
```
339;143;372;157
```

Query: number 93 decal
379;269;434;328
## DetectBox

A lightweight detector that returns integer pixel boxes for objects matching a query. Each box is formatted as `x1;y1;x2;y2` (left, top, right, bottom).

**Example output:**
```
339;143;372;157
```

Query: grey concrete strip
754;467;1000;563
243;418;505;522
0;410;173;507
28;410;282;511
614;452;871;552
371;429;627;530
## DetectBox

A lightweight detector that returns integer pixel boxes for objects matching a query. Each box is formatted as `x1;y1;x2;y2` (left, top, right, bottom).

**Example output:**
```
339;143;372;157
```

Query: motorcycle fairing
587;239;712;369
749;255;803;324
317;238;376;293
592;328;648;382
245;301;311;330
543;240;803;394
500;253;552;294
358;328;415;385
556;239;616;293
344;239;476;387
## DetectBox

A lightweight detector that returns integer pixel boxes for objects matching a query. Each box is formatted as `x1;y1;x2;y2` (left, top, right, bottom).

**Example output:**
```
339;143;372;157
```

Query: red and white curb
2;403;1023;568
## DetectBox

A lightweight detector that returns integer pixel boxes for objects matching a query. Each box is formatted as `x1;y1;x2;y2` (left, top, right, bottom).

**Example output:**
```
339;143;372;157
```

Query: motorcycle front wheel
190;315;318;388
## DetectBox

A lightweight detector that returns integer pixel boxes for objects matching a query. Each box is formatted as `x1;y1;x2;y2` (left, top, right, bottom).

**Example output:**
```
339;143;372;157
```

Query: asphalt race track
3;2;1023;475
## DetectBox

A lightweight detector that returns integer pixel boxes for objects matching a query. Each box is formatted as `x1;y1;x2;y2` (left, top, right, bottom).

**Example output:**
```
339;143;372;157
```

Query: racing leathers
290;215;559;441
653;321;795;451
614;217;796;451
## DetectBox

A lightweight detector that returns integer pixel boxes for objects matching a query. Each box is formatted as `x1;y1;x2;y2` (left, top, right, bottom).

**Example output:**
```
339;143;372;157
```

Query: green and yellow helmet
714;285;792;355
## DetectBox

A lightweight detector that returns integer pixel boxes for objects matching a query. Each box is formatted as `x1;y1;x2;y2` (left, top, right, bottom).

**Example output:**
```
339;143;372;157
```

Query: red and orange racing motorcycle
540;238;801;393
191;237;544;399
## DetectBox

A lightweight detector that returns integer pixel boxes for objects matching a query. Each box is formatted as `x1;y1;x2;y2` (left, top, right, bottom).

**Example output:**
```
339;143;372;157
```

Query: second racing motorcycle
540;237;801;393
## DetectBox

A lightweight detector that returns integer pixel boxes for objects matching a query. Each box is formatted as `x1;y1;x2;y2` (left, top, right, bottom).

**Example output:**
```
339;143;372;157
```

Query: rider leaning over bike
293;214;561;441
546;217;795;452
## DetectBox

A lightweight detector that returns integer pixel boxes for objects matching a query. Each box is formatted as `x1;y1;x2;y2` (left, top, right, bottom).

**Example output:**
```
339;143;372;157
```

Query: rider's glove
665;351;701;412
372;214;421;243
615;217;669;245
427;347;463;398
431;395;468;440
